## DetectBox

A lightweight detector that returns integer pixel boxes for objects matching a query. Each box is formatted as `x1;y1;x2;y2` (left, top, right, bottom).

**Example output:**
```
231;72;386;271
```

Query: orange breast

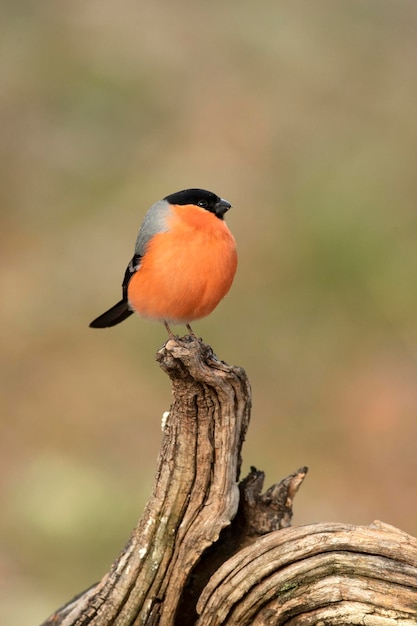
127;204;237;323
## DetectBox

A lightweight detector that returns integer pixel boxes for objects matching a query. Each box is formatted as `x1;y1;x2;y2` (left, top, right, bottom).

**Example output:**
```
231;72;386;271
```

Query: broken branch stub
40;337;253;626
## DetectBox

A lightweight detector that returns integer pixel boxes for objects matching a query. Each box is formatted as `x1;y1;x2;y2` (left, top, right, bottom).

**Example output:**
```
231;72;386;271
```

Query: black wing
89;254;142;328
122;253;141;299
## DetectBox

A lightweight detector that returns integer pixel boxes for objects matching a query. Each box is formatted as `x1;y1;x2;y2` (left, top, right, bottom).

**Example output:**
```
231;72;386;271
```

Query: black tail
89;299;134;328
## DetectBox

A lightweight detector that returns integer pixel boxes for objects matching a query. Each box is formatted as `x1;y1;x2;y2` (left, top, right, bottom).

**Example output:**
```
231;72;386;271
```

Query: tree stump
41;338;417;626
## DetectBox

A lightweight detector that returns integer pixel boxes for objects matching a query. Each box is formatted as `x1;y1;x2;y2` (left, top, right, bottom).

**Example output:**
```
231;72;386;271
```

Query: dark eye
197;200;208;208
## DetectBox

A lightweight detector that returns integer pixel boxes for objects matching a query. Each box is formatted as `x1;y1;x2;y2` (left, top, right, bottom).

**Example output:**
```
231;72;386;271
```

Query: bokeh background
2;1;417;623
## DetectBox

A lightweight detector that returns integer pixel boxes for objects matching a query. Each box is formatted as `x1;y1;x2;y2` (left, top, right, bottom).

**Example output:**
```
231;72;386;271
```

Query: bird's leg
164;321;176;339
186;324;197;339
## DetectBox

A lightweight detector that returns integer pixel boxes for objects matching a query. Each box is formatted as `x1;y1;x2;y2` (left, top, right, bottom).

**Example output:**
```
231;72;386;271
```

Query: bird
89;188;237;338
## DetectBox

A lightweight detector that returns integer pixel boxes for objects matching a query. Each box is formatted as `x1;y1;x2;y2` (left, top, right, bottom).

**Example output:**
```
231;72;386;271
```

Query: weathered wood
197;520;417;625
41;337;252;626
40;337;417;626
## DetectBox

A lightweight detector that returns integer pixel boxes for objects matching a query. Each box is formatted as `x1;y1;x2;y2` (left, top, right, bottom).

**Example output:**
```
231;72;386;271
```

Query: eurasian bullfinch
89;188;237;338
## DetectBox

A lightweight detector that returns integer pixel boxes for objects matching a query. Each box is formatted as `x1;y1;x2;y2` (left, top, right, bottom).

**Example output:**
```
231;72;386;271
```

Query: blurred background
2;0;417;623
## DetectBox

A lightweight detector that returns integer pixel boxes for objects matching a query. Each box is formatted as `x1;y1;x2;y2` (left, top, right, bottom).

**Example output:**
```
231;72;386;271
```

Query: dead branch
40;337;417;626
197;520;417;625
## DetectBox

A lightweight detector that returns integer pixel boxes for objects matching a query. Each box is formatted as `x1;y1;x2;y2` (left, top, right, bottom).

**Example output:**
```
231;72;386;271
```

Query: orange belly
127;205;237;323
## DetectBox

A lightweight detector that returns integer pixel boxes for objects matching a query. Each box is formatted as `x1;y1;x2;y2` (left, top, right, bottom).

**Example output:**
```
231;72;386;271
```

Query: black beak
215;197;232;218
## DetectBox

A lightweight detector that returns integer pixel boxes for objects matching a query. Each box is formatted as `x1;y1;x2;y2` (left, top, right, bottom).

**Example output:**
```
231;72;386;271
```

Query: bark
41;337;417;626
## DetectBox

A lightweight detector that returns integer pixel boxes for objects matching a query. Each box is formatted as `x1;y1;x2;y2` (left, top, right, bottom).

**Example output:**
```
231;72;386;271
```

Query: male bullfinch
89;188;237;338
